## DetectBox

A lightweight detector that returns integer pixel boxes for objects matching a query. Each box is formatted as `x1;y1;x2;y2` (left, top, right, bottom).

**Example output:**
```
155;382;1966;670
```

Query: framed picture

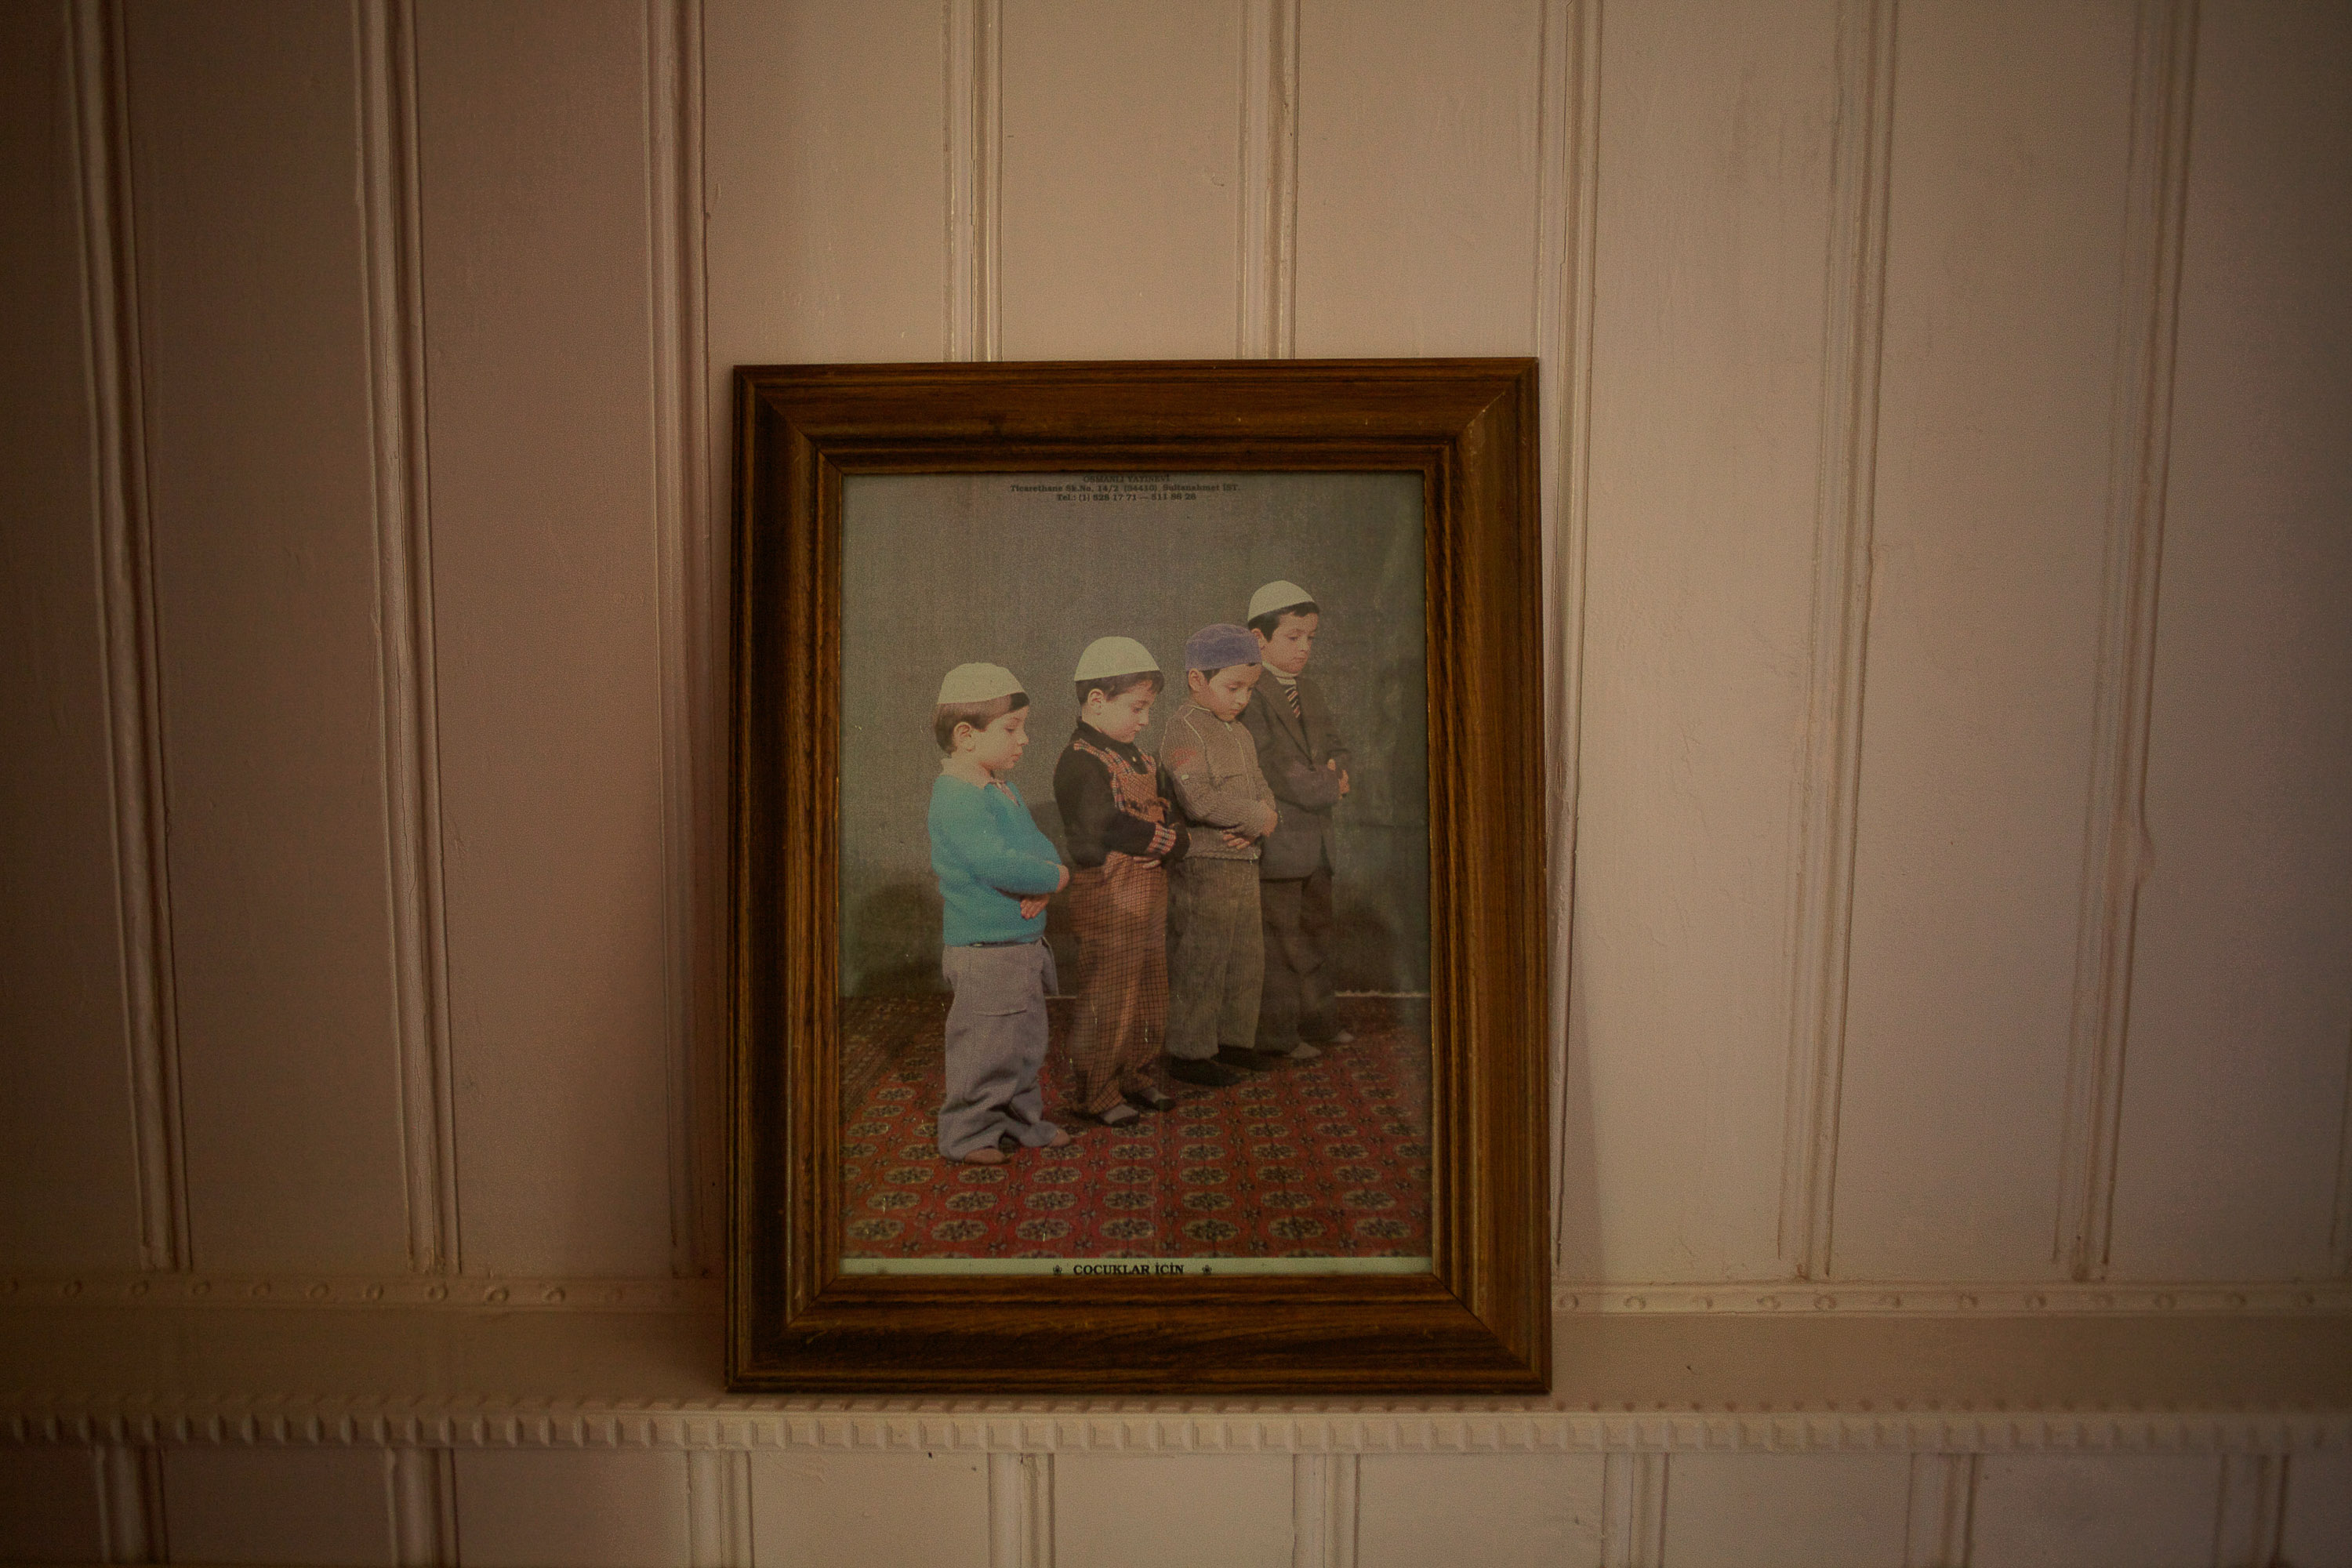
728;359;1549;1395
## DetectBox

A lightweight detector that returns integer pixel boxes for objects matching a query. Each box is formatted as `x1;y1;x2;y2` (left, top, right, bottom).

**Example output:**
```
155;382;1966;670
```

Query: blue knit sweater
928;774;1064;946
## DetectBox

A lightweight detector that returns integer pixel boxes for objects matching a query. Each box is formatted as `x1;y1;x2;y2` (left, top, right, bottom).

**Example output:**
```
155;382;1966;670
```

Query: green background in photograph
837;470;1429;997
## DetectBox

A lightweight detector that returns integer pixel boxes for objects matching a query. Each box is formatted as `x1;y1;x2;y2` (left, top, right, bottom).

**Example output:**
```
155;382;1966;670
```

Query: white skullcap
936;662;1024;705
1247;579;1316;622
1074;636;1160;683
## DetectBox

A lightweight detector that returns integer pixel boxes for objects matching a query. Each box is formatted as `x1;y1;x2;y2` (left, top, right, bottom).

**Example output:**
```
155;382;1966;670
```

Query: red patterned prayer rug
840;996;1430;1260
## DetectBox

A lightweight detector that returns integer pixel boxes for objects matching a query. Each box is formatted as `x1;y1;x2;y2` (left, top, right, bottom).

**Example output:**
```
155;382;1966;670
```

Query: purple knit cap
1184;622;1261;671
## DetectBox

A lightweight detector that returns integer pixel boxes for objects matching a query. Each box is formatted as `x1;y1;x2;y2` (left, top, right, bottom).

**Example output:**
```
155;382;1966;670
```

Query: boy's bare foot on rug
1098;1102;1142;1128
1043;1124;1073;1147
958;1146;1007;1166
1126;1085;1177;1112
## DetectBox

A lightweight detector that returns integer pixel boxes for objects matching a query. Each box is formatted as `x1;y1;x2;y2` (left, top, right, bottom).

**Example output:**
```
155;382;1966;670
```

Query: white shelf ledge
2;1301;2346;1455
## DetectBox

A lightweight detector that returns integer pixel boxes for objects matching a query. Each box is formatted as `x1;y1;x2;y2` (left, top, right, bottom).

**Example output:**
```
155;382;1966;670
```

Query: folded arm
950;796;1065;895
1164;728;1277;837
1265;744;1346;811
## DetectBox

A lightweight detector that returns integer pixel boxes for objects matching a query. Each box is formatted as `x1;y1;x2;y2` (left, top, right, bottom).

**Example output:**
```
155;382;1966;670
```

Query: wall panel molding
986;1450;1051;1568
685;1449;750;1568
946;0;1003;361
1900;1453;1973;1568
1552;1277;2352;1316
1535;0;1601;1271
1236;0;1298;358
646;0;713;1281
69;0;187;1276
2337;1069;2352;1273
357;0;459;1277
1599;1452;1665;1568
2212;1453;2287;1568
11;1398;2349;1459
1290;1453;1358;1568
0;1272;713;1309
93;1442;164;1564
1780;0;1900;1282
2054;0;2201;1283
9;1270;2349;1319
389;1446;455;1568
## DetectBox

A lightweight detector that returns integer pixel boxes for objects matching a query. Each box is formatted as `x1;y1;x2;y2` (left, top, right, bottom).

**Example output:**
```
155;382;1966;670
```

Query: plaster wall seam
644;0;713;1282
1780;0;1901;1281
70;0;190;1275
987;1450;1053;1568
1236;0;1298;358
2054;0;2200;1282
1599;1451;1666;1568
388;1445;456;1568
355;0;460;1277
1900;1452;1975;1568
946;0;1004;361
2211;1453;2287;1568
684;1448;751;1568
1534;0;1602;1271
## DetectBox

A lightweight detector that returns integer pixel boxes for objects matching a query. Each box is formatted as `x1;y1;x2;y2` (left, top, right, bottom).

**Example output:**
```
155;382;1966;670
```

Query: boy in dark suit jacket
1240;580;1354;1057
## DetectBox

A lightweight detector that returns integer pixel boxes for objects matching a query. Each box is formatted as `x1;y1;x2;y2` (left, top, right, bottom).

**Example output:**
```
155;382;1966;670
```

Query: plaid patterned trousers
1062;851;1169;1115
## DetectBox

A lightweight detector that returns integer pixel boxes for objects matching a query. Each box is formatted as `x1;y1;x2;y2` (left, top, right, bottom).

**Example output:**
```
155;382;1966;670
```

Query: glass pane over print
834;472;1431;1276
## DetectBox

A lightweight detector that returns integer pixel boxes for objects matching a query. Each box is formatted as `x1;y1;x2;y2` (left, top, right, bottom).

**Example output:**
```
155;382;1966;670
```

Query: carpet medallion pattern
839;995;1430;1259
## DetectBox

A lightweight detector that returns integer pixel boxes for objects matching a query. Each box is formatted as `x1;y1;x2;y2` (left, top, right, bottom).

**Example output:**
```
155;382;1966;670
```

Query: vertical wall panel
1562;0;1839;1282
1358;1454;1603;1568
1293;0;1542;354
702;0;946;367
415;0;674;1276
123;0;411;1271
453;1451;689;1568
162;1448;395;1566
1661;1454;1910;1568
1055;1455;1291;1568
0;1447;103;1565
1969;1454;2221;1568
2104;0;2352;1279
748;1451;986;1567
0;0;145;1269
995;0;1243;359
1831;0;2139;1279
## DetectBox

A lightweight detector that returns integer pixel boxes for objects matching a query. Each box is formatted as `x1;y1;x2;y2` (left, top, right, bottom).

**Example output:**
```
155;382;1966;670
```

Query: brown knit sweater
1158;697;1278;862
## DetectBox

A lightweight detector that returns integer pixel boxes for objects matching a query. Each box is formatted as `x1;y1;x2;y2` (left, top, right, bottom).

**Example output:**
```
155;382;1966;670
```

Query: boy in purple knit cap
1157;624;1280;1087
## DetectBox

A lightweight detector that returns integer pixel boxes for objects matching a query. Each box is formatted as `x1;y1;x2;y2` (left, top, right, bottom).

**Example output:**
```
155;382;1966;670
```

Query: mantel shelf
4;1304;2347;1455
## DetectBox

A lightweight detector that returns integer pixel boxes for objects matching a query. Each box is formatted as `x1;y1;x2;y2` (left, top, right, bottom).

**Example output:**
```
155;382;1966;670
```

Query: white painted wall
2;0;2348;1562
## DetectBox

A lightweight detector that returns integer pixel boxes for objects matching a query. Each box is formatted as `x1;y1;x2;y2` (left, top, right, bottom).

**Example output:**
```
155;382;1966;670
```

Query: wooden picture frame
728;359;1549;1395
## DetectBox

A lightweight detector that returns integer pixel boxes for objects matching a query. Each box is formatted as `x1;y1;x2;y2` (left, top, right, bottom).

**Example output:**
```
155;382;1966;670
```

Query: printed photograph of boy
834;472;1429;1275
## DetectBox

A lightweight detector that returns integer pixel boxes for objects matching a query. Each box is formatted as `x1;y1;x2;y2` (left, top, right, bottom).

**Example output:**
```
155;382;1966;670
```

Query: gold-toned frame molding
728;360;1548;1395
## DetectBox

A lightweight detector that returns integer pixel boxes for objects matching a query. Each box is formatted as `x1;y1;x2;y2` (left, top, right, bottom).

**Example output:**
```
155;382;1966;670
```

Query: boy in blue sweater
928;662;1074;1165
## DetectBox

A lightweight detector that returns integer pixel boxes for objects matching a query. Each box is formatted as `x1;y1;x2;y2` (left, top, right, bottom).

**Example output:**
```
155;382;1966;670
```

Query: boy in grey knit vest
1157;624;1279;1087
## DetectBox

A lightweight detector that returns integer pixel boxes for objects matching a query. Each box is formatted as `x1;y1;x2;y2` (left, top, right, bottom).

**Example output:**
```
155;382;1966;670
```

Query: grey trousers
1256;862;1338;1049
937;941;1062;1161
1164;856;1264;1061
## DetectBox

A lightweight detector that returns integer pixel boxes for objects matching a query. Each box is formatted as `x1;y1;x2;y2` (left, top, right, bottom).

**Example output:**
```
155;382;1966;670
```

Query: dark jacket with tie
1240;670;1349;880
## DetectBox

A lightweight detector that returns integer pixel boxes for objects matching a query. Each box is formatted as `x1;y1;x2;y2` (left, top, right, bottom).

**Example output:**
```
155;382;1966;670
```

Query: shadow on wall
1331;896;1400;994
843;880;946;996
